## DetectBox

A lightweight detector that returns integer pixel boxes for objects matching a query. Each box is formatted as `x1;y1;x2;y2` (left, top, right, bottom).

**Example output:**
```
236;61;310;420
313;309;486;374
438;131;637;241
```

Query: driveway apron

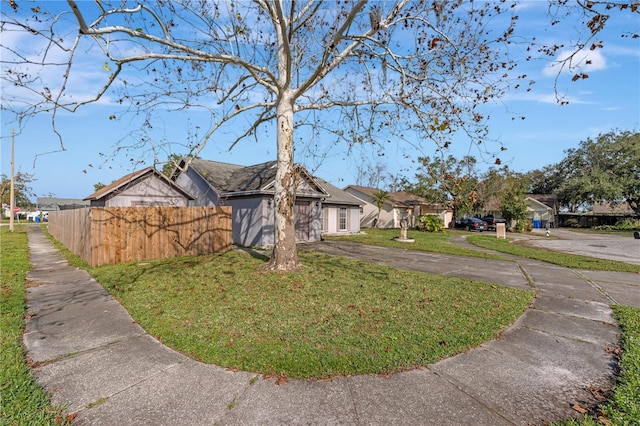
24;227;637;425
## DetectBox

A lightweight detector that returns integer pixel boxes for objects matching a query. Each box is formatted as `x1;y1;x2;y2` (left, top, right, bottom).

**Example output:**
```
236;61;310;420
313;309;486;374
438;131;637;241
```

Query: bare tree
2;1;633;270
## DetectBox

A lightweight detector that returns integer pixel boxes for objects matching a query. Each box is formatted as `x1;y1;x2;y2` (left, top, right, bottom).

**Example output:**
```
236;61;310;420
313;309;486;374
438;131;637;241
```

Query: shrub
416;214;444;232
592;217;640;231
614;217;640;230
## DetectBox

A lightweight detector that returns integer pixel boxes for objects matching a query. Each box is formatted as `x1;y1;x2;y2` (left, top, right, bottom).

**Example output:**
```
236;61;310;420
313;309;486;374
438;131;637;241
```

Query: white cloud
500;90;592;105
542;48;607;77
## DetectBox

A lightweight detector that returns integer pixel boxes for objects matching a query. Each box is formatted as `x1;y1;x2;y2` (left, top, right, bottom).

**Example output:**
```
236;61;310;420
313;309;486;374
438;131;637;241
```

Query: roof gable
527;194;557;209
526;196;552;210
84;167;194;201
390;191;429;207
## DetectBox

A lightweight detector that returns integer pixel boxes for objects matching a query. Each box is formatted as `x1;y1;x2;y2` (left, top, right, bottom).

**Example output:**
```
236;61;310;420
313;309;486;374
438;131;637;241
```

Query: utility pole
10;128;15;232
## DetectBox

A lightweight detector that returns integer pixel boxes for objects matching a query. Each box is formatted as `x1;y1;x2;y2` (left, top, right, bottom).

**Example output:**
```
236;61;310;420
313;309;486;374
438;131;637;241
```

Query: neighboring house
37;197;89;211
420;202;455;229
343;185;446;228
84;167;194;207
314;178;362;235
172;158;352;248
526;194;558;229
559;201;638;228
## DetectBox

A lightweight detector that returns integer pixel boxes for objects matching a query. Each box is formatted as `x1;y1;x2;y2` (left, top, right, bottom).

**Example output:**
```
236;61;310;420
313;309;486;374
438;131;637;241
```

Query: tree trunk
263;92;300;271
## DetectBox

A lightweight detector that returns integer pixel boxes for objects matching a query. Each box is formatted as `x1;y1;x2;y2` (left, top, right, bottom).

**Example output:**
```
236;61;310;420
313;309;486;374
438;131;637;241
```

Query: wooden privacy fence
48;207;232;266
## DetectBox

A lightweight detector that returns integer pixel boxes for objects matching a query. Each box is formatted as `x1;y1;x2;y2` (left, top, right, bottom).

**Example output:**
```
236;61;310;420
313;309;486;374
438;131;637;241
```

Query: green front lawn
325;228;506;260
90;250;533;379
0;226;69;425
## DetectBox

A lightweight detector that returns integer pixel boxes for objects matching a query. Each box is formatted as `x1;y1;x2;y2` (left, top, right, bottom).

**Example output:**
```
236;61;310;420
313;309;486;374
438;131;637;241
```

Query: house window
322;207;329;231
339;207;347;231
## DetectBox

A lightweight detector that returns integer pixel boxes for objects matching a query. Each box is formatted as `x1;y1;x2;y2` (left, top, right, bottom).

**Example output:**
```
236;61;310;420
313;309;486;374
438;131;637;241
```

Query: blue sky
1;1;639;202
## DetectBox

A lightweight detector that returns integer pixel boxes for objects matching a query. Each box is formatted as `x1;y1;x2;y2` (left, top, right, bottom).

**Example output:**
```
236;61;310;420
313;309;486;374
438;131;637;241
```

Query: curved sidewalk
24;227;639;425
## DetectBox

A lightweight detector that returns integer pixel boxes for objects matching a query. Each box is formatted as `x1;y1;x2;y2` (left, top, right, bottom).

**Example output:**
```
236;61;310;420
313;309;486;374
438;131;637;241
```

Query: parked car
457;217;489;232
481;215;506;231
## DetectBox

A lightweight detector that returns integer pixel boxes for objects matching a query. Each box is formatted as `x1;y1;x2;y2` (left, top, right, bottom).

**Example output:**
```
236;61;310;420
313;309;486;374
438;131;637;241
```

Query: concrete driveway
516;229;640;265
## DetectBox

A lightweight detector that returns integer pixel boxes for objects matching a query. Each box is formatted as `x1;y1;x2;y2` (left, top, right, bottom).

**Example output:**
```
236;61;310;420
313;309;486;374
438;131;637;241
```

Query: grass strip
0;225;69;425
324;228;506;260
89;249;533;379
605;305;640;424
467;235;640;273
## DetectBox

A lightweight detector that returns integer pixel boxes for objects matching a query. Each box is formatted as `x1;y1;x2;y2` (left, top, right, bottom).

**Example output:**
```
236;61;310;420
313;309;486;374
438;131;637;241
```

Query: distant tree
370;190;392;228
499;173;529;232
161;154;184;178
408;156;480;218
525;165;565;196
0;172;35;210
556;131;640;215
476;167;510;214
93;183;106;192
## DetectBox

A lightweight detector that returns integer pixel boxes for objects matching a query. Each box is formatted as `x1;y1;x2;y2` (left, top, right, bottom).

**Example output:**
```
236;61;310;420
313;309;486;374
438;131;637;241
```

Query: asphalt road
517;229;640;265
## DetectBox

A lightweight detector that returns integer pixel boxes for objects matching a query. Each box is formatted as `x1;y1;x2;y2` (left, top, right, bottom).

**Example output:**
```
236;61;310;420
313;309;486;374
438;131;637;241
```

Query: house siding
92;175;191;207
321;205;360;234
344;187;395;228
175;168;220;206
228;197;266;247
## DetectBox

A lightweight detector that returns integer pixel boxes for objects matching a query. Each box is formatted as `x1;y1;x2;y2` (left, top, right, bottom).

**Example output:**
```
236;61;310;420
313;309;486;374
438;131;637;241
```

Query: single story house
314;178;362;236
420;202;455;229
526;194;558;228
37;197;89;211
172;158;361;248
343;185;450;228
84;167;194;207
558;202;638;228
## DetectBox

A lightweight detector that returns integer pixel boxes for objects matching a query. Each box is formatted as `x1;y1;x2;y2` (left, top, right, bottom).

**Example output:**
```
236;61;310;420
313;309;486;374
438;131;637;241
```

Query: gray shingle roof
189;159;278;193
315;178;362;206
37;197;89;211
527;194;557;209
344;185;429;207
187;159;328;197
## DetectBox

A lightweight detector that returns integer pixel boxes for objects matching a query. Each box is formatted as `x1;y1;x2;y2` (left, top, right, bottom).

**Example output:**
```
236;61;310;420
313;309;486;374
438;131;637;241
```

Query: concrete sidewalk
24;226;639;425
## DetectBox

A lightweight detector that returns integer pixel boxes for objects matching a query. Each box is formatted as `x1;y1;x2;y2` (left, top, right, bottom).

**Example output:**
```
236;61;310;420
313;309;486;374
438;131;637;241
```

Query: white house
343;185;446;228
314;178;362;236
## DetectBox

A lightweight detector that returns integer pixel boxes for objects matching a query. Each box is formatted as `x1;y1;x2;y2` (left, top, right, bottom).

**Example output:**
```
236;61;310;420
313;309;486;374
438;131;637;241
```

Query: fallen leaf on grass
588;386;607;401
